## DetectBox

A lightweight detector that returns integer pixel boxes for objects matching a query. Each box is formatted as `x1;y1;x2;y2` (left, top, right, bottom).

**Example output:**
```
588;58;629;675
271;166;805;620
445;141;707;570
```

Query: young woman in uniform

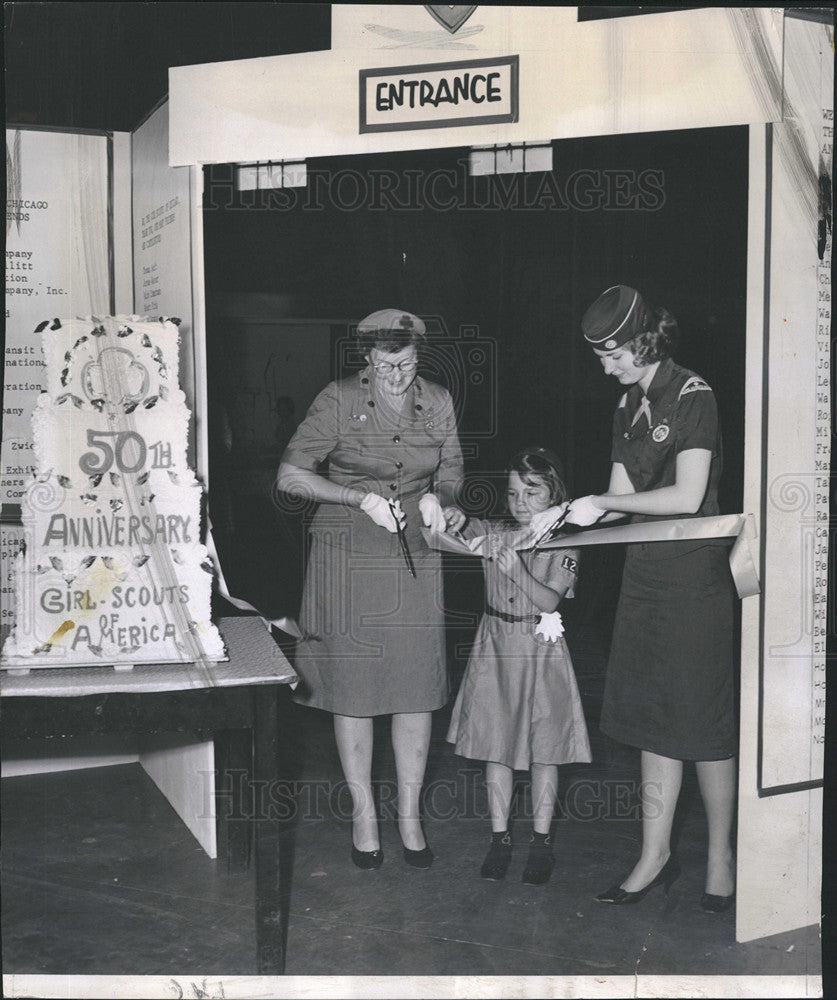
535;285;736;911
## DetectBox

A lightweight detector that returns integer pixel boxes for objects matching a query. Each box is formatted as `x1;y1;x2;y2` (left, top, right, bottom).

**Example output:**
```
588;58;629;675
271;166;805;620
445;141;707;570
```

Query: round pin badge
605;339;617;350
652;424;670;442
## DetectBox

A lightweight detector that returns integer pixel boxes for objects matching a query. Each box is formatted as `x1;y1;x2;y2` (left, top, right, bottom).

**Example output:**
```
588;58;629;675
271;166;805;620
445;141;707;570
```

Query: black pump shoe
351;846;383;870
596;857;681;904
403;845;434;869
700;891;734;912
522;835;554;886
480;831;513;881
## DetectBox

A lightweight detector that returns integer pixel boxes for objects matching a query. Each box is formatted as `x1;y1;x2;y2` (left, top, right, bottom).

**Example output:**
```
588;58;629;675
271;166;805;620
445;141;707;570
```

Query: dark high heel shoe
480;831;512;881
700;891;734;912
521;834;554;886
403;845;434;869
351;845;383;870
596;857;681;904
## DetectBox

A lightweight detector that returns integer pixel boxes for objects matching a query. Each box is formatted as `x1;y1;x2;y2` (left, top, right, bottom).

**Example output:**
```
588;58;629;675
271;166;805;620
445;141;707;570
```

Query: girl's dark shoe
700;891;734;912
596;856;680;904
480;831;512;880
521;833;554;885
403;845;434;868
351;846;384;870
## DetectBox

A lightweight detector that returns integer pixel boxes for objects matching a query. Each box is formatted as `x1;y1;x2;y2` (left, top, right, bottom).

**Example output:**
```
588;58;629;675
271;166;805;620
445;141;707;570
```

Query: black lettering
470;74;487;103
486;72;502;102
452;75;469;103
435;77;453;105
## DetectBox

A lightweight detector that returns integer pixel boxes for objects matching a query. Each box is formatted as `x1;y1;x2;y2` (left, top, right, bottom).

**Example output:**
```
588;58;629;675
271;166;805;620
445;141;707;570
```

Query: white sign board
360;56;518;133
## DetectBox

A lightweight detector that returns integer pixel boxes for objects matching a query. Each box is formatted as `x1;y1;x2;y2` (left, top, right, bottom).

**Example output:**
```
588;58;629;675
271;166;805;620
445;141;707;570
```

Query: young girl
446;447;591;885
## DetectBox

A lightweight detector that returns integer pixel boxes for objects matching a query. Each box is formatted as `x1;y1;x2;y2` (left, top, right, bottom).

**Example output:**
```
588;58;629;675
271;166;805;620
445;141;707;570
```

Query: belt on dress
485;606;540;624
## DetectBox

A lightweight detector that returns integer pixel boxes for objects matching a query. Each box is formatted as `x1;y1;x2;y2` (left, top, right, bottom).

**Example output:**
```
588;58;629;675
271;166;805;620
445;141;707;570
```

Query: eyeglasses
372;360;418;374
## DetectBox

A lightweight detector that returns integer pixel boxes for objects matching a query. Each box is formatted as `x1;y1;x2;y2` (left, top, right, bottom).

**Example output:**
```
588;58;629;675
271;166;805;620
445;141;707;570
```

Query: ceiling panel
5;2;331;132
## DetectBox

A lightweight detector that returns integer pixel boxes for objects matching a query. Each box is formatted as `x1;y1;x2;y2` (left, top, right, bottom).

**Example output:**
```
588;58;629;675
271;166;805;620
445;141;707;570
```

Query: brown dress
447;519;591;770
281;368;463;717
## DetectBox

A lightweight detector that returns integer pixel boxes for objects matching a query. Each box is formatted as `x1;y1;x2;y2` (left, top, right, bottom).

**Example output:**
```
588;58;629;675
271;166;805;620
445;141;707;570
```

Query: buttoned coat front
282;368;464;716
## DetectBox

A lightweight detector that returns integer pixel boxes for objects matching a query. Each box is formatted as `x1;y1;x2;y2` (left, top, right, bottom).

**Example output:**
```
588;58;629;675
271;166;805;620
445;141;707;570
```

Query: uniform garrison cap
357;308;426;338
582;285;649;350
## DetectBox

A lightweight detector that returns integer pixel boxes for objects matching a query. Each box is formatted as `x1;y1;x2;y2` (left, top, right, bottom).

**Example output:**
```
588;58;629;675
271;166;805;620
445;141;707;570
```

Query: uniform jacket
282;368;464;551
611;356;723;523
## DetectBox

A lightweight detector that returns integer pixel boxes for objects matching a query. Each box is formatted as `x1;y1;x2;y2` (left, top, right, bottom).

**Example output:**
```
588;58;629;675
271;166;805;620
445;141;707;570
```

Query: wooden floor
1;663;823;987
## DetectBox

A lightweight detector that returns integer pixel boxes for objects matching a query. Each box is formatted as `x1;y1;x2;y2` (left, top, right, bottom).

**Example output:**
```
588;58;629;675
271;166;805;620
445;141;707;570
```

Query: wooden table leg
214;728;253;873
253;683;287;975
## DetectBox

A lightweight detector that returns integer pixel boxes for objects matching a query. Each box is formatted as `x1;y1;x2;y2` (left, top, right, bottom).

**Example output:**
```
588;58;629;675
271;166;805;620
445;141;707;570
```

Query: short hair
626;306;679;366
507;447;569;506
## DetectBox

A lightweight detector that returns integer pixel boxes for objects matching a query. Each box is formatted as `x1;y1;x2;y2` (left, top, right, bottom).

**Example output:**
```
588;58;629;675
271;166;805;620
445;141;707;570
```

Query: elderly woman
535;286;736;911
277;309;463;870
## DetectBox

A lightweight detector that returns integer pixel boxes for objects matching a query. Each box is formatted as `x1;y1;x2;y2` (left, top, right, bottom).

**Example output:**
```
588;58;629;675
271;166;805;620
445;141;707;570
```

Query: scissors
388;499;416;578
533;500;574;552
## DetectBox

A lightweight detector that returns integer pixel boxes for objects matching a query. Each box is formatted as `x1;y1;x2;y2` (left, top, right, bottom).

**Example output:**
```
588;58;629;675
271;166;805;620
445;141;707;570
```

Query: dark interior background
4;2;332;131
203;125;749;629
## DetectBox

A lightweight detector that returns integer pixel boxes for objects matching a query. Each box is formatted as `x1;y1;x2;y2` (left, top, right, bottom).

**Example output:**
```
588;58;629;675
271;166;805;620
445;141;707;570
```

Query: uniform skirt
447;615;591;771
600;541;736;760
292;504;448;717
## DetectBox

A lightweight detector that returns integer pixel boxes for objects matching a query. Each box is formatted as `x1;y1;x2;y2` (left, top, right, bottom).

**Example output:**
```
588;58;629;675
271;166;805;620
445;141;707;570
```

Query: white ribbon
422;513;761;600
204;516;302;639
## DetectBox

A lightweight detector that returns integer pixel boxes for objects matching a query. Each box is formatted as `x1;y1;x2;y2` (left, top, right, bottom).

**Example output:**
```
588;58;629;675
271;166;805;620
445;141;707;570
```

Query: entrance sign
361;56;519;133
1;316;226;668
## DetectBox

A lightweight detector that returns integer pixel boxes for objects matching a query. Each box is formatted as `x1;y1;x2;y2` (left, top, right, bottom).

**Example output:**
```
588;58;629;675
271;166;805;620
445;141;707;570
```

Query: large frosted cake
2;316;226;666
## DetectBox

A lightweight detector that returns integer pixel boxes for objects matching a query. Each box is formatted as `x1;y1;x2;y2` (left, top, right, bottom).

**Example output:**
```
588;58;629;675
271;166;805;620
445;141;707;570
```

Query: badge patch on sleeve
561;554;578;574
679;377;711;396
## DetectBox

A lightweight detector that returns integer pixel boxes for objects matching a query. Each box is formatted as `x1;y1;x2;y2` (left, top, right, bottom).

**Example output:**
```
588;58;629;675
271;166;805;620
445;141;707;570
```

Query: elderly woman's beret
357;308;426;338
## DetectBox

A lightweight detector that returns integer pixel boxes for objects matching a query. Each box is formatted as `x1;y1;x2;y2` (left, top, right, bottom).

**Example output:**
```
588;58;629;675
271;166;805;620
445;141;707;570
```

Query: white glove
529;502;568;542
535;611;564;642
419;493;446;533
443;506;467;534
567;495;605;527
360;493;405;533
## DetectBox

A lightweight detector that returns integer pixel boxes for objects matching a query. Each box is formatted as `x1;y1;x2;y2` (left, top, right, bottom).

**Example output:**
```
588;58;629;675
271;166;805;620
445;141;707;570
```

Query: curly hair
625;305;679;366
507;447;569;506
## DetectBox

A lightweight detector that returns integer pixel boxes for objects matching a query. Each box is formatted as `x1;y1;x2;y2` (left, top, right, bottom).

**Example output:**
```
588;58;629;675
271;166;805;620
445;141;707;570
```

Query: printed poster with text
3;130;109;643
4;129;110;509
